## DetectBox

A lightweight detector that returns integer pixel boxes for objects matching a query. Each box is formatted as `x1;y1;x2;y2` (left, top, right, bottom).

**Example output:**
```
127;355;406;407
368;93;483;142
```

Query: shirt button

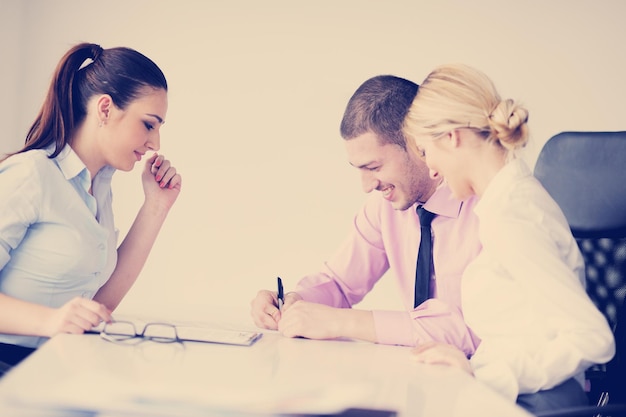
98;243;106;250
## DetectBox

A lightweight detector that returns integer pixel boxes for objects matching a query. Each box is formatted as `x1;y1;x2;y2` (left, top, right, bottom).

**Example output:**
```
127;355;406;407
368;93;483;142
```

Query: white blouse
464;158;615;401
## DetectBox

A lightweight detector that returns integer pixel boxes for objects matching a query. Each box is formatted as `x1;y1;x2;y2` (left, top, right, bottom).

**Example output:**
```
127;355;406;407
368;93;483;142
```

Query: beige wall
1;0;625;319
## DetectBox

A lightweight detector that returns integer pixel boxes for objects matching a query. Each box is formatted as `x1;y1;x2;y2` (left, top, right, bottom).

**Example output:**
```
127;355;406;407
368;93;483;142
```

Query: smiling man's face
345;131;438;210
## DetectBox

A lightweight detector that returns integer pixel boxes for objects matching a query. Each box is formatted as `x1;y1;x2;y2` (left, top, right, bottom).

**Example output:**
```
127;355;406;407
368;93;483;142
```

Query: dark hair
8;42;167;160
339;75;418;149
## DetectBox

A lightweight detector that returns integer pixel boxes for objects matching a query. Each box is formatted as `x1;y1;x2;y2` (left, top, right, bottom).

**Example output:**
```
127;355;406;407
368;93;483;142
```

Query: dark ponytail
8;42;167;160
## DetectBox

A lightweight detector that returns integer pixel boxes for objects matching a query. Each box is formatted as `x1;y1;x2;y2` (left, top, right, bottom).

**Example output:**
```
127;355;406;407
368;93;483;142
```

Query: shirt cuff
471;350;519;402
0;248;9;270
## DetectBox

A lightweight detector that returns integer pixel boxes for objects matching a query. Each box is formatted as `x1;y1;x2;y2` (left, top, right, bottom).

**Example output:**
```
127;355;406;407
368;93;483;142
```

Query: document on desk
174;325;262;346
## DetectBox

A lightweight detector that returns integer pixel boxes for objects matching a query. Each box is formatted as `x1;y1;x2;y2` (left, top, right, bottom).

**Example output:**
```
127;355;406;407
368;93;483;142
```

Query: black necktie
415;206;436;308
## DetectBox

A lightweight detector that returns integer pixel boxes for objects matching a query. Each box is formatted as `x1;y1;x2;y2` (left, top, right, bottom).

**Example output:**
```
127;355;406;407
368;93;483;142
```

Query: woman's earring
99;120;104;128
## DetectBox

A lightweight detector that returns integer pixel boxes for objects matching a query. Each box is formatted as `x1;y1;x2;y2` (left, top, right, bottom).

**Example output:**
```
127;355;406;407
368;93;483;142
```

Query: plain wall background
1;0;625;323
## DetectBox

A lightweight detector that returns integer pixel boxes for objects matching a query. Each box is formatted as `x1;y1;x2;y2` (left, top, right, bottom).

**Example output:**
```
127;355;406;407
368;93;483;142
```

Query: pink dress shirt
295;185;482;354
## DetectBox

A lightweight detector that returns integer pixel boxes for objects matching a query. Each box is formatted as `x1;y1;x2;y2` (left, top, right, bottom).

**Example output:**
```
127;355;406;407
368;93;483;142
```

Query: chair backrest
534;131;626;239
534;131;626;405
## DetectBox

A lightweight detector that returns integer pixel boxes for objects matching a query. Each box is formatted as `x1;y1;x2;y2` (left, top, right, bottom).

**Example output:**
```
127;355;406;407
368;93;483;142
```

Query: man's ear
96;94;113;124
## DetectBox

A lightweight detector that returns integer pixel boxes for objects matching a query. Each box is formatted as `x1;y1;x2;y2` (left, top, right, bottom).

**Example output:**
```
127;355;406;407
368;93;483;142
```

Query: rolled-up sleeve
374;299;479;352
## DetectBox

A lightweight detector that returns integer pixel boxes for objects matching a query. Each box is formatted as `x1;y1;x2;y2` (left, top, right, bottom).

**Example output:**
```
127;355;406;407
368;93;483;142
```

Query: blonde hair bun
488;99;529;150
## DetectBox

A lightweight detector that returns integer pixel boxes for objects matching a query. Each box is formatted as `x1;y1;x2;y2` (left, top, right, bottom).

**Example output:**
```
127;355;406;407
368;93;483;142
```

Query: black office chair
534;131;626;417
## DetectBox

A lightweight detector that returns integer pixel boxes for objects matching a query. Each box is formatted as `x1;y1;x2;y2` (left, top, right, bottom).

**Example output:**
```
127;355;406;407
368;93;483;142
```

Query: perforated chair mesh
580;237;626;330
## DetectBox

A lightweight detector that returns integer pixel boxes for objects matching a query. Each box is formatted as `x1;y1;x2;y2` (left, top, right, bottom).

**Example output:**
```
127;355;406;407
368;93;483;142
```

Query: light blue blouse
0;145;118;348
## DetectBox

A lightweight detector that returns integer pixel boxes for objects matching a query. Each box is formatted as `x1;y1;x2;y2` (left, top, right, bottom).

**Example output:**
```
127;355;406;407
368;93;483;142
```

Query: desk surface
0;320;531;417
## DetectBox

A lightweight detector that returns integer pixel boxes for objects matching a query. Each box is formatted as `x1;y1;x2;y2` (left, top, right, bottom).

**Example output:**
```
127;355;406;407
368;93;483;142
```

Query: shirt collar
52;145;87;181
475;157;530;217
51;145;116;182
421;183;465;219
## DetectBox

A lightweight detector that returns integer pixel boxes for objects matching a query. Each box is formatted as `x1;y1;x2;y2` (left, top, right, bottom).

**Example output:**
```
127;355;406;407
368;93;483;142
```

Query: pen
277;276;284;311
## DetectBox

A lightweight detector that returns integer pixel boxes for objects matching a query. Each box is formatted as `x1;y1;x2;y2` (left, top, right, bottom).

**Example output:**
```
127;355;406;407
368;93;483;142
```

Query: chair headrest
534;131;626;238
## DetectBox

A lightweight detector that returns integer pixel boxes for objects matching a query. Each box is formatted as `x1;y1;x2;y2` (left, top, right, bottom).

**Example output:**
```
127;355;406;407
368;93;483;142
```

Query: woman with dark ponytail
0;43;181;372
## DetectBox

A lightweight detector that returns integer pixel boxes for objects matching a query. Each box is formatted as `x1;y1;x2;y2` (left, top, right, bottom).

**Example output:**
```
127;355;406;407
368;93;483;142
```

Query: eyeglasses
100;320;181;344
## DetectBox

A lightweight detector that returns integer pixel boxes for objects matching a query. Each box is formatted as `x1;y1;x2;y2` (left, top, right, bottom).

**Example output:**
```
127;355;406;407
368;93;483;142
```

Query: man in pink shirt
250;75;481;354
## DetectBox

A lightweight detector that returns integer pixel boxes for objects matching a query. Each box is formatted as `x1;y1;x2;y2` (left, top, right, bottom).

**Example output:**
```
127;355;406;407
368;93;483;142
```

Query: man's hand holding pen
250;279;303;330
250;280;375;341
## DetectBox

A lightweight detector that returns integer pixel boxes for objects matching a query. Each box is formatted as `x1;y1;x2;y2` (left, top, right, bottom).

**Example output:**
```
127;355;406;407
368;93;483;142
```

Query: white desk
0;324;532;417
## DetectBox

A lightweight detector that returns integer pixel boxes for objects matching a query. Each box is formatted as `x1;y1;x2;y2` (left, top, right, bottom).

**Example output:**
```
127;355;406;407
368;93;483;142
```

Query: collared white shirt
0;145;118;348
464;158;615;401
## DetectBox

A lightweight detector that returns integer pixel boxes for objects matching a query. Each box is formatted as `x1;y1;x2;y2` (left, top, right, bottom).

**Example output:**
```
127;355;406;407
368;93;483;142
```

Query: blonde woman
403;64;614;413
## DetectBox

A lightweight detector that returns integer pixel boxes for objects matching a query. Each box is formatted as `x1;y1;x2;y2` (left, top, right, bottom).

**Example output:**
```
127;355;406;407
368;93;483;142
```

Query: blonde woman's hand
411;341;474;376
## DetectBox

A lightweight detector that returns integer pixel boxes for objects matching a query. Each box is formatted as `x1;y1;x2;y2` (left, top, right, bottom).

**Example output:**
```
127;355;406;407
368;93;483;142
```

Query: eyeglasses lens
103;322;136;341
143;324;178;343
